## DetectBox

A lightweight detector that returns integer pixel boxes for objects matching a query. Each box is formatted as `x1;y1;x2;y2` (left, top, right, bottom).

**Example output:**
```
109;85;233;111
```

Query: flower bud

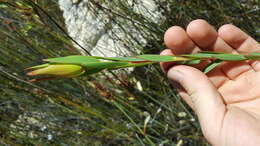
27;64;85;77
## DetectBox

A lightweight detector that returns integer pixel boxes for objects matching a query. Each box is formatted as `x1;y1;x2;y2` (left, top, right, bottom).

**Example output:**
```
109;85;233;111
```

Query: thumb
167;65;226;141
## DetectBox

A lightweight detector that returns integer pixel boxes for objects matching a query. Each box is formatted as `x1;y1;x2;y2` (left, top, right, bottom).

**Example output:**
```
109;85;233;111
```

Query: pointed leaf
26;63;49;70
203;60;222;73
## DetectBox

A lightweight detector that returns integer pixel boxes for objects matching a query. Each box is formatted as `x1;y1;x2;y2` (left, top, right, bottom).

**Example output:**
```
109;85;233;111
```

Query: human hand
160;19;260;146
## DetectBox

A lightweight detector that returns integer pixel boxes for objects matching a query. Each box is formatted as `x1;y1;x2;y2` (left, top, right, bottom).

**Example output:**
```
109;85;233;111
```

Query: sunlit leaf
82;62;130;70
249;53;260;56
137;55;189;62
199;51;223;54
181;53;213;59
98;56;147;62
26;63;49;70
214;54;246;61
246;53;260;60
28;51;260;79
84;68;104;75
203;60;222;73
44;55;100;64
178;59;201;65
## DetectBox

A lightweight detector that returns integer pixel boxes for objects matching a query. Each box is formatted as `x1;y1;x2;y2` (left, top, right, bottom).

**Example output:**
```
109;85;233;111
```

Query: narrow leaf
199;51;223;54
84;68;104;75
82;62;130;70
97;56;147;62
177;59;201;65
203;60;222;73
110;62;155;69
181;53;213;59
214;54;246;61
26;63;49;70
246;53;260;60
183;53;247;61
44;56;100;64
137;55;189;62
249;53;260;56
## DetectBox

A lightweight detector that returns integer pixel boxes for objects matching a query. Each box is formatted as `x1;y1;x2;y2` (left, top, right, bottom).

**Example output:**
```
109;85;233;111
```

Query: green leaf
136;55;189;62
214;54;246;61
183;53;247;61
246;53;260;60
249;53;260;56
44;56;100;65
181;53;213;59
98;56;147;62
84;68;104;75
178;59;201;65
27;63;49;70
111;62;155;69
29;51;260;79
203;60;222;73
199;51;223;54
186;59;201;64
82;62;130;70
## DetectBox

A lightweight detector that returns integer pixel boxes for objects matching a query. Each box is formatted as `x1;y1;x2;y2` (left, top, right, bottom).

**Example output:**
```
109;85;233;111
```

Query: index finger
164;26;200;55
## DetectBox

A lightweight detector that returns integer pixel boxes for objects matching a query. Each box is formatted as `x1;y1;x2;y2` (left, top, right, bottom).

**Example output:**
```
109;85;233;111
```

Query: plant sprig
27;51;260;81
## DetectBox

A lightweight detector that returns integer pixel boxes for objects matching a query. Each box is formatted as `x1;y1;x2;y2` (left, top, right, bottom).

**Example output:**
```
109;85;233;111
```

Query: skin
160;19;260;146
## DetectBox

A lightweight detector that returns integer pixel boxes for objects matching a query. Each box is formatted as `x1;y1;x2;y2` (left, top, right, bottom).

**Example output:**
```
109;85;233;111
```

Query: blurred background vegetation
0;0;259;145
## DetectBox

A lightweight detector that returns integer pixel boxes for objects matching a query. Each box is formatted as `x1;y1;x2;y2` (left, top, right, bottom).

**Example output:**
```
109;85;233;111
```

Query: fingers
163;25;207;71
162;20;259;107
218;24;260;71
219;61;252;79
164;26;198;54
167;65;226;141
187;20;254;80
218;24;260;53
160;49;196;107
186;19;233;53
185;20;231;84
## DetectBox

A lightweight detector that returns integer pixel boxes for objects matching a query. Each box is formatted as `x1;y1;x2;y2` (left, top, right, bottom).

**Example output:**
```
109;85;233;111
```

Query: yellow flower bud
27;64;85;77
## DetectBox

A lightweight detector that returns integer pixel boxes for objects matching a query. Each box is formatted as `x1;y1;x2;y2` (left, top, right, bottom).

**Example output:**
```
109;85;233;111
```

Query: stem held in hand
26;51;260;81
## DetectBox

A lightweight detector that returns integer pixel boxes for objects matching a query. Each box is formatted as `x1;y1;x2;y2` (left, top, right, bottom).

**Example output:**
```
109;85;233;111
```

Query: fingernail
167;69;183;82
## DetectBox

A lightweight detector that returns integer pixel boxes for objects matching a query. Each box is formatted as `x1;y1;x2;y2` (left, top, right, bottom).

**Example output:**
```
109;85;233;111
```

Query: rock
58;0;162;57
